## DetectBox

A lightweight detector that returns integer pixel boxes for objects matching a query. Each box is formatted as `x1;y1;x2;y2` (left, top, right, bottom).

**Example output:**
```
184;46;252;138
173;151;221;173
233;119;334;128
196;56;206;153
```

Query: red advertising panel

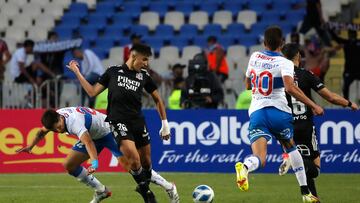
0;109;125;173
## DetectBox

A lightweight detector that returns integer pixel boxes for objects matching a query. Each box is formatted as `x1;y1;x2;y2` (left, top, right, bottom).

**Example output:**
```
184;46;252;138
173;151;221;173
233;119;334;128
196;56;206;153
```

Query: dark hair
41;109;60;130
23;39;34;47
281;43;300;61
264;26;283;51
130;43;152;57
47;31;58;39
207;36;217;43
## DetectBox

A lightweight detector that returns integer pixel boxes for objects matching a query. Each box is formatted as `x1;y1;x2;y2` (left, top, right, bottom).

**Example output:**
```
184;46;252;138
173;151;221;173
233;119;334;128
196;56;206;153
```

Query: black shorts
293;122;320;160
110;117;150;149
14;66;36;83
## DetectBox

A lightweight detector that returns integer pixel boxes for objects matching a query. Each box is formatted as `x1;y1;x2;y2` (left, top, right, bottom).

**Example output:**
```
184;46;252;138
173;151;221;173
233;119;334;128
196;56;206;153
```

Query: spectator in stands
303;36;330;81
72;47;104;108
206;36;229;83
168;77;185;110
163;63;186;85
181;53;224;109
9;39;56;86
235;90;252;109
330;28;360;99
0;39;11;82
123;34;142;62
290;32;306;67
298;0;332;47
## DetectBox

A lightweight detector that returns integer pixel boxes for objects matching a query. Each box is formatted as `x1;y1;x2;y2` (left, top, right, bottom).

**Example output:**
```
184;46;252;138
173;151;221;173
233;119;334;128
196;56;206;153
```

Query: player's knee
304;159;320;178
62;161;76;173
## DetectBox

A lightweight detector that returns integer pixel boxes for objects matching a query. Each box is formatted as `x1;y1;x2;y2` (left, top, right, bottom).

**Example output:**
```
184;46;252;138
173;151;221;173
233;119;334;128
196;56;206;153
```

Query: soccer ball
192;185;214;203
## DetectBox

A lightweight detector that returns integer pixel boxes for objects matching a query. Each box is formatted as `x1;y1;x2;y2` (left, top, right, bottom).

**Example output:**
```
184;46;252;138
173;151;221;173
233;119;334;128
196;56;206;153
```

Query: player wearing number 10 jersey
235;26;324;203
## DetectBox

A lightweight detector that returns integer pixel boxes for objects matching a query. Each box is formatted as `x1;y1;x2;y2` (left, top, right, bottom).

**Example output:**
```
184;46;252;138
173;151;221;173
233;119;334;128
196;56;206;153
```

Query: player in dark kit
67;44;179;203
279;43;359;199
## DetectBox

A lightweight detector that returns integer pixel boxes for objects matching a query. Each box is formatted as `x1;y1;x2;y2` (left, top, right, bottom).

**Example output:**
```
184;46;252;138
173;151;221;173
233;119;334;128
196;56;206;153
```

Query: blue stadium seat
226;23;246;35
223;1;244;16
154;24;174;39
68;3;88;16
247;1;269;13
118;36;131;46
95;38;116;50
78;26;100;41
218;36;235;49
148;2;169;18
192;36;207;48
174;2;194;18
59;15;81;28
81;39;92;49
103;25;126;41
279;22;295;34
179;24;198;38
142;36;164;55
113;13;133;29
87;14;108;27
170;36;189;50
54;27;74;40
260;11;282;23
237;33;259;47
199;2;219;16
122;2;142;18
203;24;223;37
285;10;306;26
129;25;149;37
92;48;108;60
95;2;116;15
271;0;292;10
250;23;268;35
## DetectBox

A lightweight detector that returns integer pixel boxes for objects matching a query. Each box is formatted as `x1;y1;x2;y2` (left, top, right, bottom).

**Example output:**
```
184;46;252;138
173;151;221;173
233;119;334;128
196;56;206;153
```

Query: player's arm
16;127;49;153
283;76;324;115
150;90;171;140
79;131;99;174
67;60;105;97
317;88;359;110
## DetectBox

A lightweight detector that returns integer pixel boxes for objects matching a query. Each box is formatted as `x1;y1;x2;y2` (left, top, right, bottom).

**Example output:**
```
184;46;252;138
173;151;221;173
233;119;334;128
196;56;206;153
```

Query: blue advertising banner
144;109;360;173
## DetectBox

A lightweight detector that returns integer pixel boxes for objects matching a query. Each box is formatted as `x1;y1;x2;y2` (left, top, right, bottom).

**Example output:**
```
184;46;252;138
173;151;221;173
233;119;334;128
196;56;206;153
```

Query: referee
68;44;177;203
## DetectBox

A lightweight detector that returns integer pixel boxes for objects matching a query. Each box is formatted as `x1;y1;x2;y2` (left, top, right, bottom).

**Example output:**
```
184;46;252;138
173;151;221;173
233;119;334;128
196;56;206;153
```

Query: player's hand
312;105;324;115
350;102;359;111
87;160;98;175
15;146;32;154
159;119;171;140
66;60;80;73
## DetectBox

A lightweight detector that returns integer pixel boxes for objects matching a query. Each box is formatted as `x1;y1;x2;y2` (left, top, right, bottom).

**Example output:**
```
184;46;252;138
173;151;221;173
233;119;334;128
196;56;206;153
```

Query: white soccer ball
192;185;214;203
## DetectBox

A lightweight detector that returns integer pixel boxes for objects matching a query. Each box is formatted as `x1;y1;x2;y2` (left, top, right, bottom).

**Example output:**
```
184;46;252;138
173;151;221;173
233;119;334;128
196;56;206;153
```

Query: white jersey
246;50;294;116
56;107;111;140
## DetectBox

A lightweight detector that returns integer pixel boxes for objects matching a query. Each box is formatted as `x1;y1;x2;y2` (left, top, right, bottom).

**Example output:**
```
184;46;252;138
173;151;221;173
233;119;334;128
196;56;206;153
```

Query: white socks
243;155;260;173
288;149;307;186
76;167;105;192
150;170;173;190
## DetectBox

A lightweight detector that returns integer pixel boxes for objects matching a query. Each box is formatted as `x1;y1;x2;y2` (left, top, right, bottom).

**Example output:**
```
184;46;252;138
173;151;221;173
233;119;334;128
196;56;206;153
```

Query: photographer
181;53;224;109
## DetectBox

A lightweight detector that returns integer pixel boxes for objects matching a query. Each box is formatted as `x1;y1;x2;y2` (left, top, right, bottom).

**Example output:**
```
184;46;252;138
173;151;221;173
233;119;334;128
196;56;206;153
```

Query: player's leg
138;144;179;203
235;109;271;191
68;141;111;203
304;156;320;197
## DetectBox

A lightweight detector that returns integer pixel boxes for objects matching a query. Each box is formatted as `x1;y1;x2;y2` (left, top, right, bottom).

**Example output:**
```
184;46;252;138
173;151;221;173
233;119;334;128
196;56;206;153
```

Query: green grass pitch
0;173;359;202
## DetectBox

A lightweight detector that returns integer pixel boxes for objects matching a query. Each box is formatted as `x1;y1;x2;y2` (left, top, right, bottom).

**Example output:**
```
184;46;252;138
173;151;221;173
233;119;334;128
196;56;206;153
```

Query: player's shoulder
106;64;123;71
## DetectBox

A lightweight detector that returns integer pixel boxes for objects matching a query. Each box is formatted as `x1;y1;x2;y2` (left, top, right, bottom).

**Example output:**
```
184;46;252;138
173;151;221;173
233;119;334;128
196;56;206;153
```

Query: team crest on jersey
136;73;143;80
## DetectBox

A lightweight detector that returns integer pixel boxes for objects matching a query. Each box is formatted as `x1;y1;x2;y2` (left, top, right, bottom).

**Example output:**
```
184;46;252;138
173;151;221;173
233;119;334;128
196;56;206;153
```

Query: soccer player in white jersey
16;107;179;203
234;26;323;203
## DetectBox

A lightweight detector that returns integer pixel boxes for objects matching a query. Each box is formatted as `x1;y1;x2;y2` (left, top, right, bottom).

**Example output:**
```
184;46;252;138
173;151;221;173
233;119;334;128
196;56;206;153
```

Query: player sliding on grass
67;44;179;203
235;26;323;203
278;43;359;199
16;107;179;203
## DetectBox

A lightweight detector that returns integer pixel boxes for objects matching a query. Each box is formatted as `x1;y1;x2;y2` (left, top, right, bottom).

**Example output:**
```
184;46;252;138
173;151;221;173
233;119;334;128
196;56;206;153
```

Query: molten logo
163;116;251;146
